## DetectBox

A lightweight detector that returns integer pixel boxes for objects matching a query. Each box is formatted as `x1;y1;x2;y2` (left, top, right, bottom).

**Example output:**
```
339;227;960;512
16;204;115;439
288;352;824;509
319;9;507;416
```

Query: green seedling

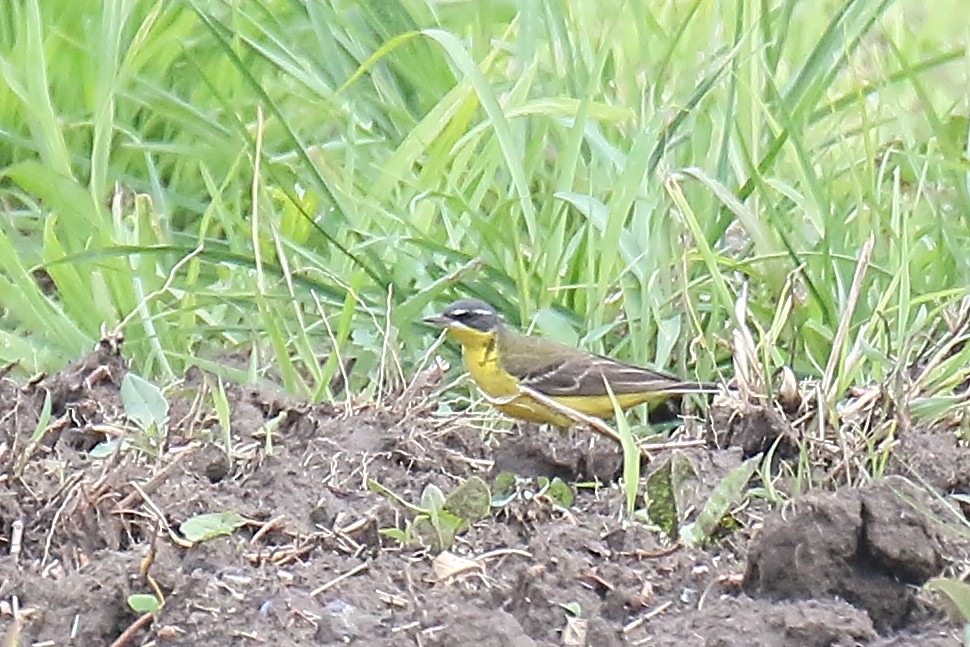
90;373;169;459
369;476;490;551
491;472;573;509
179;511;247;543
122;372;169;435
127;593;161;614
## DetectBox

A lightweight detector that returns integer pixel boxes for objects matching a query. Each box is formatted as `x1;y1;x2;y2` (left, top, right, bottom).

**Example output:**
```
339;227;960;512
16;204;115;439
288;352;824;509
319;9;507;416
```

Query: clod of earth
743;477;946;630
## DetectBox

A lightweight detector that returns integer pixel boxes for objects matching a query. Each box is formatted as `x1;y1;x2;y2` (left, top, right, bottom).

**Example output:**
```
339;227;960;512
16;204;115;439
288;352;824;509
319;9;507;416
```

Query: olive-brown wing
497;330;706;397
518;354;698;396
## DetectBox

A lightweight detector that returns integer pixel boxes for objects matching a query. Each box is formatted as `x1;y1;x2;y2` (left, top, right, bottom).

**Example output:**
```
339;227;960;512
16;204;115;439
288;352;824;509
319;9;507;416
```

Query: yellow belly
492;391;658;426
457;332;655;426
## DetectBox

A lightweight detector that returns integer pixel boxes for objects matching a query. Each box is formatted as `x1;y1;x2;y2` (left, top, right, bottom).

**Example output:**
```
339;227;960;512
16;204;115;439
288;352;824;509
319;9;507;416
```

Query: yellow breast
447;324;518;398
448;324;622;426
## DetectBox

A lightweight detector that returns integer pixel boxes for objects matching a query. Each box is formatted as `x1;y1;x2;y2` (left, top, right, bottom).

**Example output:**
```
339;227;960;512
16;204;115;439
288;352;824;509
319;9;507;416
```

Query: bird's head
423;298;501;344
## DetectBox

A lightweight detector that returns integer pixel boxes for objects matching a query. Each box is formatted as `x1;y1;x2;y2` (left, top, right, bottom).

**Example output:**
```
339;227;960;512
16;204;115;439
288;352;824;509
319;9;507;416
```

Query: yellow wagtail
424;298;718;426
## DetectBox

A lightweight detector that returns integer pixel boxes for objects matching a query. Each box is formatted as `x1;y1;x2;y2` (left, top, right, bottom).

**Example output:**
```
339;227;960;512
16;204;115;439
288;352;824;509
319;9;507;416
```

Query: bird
423;298;719;427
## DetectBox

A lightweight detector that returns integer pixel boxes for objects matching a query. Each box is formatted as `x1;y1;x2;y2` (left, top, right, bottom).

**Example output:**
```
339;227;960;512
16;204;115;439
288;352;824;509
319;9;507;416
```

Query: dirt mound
743;478;946;630
0;347;966;646
892;424;970;494
646;596;875;647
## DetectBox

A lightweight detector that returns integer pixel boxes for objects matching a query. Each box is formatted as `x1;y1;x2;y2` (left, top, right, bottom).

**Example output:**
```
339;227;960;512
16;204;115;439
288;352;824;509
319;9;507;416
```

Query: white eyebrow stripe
470;309;493;316
449;309;467;317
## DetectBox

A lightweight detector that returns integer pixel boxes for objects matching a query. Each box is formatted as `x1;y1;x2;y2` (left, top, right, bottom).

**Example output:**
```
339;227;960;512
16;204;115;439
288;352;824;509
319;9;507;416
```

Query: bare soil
1;344;968;646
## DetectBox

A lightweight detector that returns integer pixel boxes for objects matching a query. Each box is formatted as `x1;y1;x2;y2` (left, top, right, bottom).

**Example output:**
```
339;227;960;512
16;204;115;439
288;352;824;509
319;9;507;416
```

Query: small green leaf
443;476;491;522
434;509;465;535
180;511;246;542
121;373;169;432
420;484;447;512
925;577;970;622
559;601;582;616
88;438;126;458
379;528;408;543
544;477;574;508
491;472;519;506
573;481;602;489
127;593;161;613
411;514;456;551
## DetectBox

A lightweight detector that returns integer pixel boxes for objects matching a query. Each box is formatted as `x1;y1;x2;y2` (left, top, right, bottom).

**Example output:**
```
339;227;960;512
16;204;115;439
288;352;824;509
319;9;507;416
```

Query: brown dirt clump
743;477;947;630
707;400;796;457
0;346;966;646
891;424;970;494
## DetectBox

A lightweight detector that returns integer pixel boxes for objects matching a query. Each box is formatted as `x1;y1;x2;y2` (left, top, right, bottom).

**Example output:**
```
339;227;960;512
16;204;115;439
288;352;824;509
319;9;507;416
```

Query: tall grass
0;0;966;414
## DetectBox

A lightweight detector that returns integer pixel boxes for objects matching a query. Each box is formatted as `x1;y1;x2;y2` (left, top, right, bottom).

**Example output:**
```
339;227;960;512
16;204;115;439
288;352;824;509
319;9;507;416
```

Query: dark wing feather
497;328;713;397
520;354;701;396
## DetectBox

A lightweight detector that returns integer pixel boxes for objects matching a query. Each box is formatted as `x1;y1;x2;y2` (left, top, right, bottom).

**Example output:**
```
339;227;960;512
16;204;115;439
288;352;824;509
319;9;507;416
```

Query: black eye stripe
438;299;499;331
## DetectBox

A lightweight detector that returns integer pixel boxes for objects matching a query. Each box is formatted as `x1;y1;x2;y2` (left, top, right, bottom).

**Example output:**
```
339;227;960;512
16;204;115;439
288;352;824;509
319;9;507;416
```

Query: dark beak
422;313;450;327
